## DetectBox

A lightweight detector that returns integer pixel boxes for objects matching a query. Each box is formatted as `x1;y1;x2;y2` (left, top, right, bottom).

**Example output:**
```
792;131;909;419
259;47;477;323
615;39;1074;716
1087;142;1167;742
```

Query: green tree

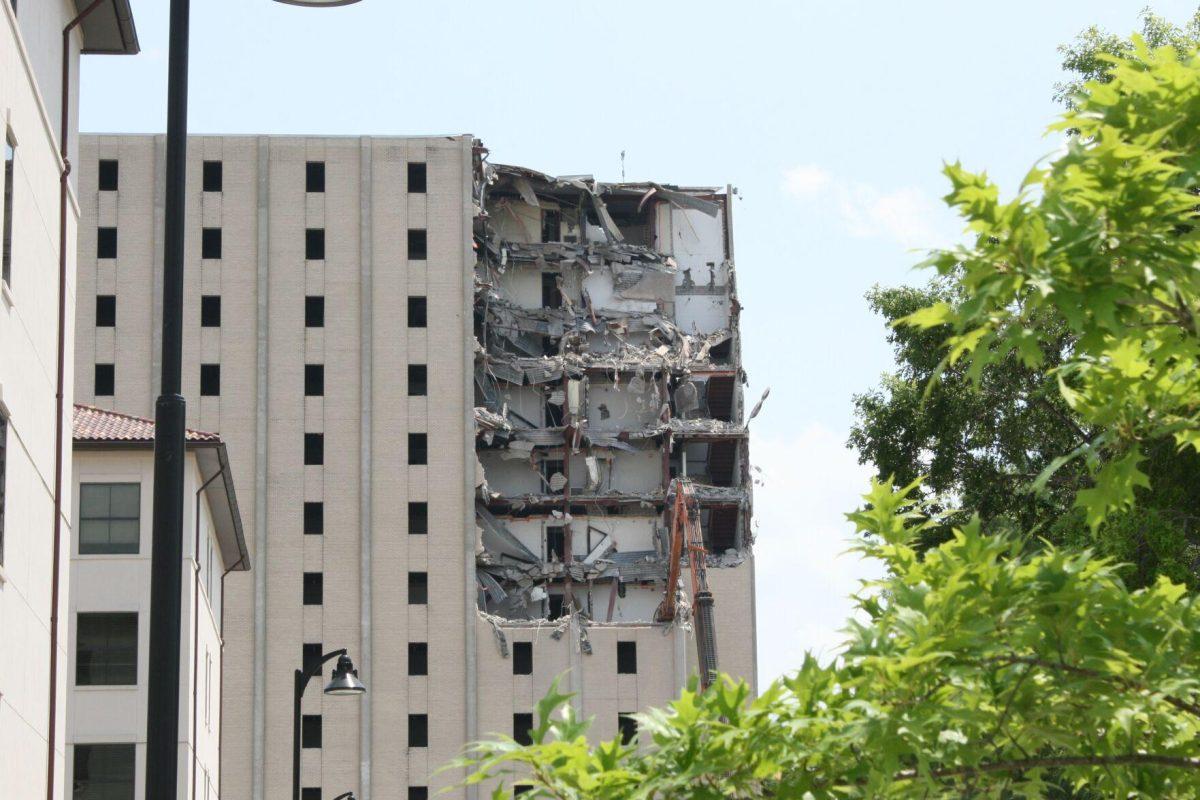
849;280;1200;589
849;7;1200;589
457;482;1200;799
454;41;1200;798
848;280;1083;547
1054;7;1200;107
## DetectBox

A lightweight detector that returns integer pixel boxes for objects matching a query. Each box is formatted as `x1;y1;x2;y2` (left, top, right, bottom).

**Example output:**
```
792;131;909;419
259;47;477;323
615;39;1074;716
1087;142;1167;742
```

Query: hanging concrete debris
472;149;754;631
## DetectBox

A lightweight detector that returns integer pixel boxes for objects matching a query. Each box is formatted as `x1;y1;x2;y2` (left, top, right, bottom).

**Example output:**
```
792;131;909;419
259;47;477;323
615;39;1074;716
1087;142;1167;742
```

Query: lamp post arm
293;648;348;800
296;648;349;697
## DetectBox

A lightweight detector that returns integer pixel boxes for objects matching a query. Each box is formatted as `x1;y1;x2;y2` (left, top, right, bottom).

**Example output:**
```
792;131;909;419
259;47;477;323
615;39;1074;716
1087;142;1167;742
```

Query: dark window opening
201;227;222;259
407;296;427;328
306;161;325;193
408;502;428;535
76;612;138;686
305;295;325;327
707;440;737;487
407;162;427;193
303;642;322;672
513;713;534;746
618;713;638;745
541;335;559;357
201;295;221;327
605;196;656;248
514;787;533;796
546;526;565;562
96;295;116;327
408;433;427;465
547;593;565;620
73;744;135;799
512;641;532;675
79;482;139;555
408;714;428;747
408;364;427;397
97;227;117;259
541;209;561;243
407;228;427;260
541;272;561;309
303;572;323;605
2;132;14;286
0;414;7;565
544;396;564;427
541;459;564;496
408;788;429;800
302;790;322;800
301;714;322;748
408;642;428;676
305;364;324;397
97;159;119;191
705;376;735;422
304;433;324;466
306;228;325;260
200;364;220;396
94;364;115;396
408;571;427;605
202;161;223;192
705;506;739;553
303;502;324;535
617;641;638;674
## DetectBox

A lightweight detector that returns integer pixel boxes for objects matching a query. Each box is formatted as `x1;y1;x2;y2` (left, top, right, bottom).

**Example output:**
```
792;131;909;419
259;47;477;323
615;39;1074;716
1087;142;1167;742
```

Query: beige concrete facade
1;3;135;799
75;133;474;800
73;133;757;799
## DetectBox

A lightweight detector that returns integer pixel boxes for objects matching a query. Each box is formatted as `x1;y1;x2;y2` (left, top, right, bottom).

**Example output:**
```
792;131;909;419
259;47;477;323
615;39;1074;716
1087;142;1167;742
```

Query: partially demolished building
471;157;757;697
73;133;757;800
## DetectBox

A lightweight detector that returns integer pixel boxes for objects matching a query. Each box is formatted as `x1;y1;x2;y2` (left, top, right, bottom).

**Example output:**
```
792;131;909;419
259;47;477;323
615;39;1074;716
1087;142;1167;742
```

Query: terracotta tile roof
73;403;221;444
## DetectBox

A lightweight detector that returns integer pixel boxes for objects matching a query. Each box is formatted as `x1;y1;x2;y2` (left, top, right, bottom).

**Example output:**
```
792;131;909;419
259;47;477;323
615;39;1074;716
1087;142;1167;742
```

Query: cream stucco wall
0;4;83;799
68;448;232;799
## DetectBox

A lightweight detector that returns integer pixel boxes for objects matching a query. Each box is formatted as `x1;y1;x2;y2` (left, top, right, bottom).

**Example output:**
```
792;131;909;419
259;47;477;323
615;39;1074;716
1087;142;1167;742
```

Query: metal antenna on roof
620;150;626;182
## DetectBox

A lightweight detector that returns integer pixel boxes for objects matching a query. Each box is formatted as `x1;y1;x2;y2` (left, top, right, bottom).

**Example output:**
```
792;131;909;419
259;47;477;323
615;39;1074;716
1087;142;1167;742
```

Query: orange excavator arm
655;479;719;690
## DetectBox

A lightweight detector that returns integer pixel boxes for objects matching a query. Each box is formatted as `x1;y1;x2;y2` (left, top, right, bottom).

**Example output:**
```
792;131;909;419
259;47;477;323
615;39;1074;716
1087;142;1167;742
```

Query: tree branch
893;753;1200;782
986;655;1200;720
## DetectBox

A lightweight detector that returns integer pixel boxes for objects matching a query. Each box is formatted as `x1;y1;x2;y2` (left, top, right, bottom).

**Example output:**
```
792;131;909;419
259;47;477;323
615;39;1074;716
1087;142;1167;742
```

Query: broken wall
473;158;755;675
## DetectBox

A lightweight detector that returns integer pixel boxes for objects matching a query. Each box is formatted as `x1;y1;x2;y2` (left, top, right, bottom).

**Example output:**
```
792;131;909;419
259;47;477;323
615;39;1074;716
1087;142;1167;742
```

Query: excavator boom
655;479;719;690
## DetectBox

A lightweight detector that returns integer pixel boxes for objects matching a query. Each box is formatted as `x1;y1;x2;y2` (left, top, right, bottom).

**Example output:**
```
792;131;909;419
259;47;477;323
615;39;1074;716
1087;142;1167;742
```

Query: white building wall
67;449;229;800
0;4;83;799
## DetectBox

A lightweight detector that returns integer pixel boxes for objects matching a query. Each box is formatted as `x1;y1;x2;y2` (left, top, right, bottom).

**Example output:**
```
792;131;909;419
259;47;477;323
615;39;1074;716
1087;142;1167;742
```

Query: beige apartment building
69;403;249;800
0;3;137;800
73;133;756;799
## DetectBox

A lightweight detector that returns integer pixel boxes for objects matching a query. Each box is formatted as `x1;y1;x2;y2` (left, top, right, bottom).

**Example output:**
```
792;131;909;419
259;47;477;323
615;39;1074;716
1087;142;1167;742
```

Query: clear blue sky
79;0;1200;684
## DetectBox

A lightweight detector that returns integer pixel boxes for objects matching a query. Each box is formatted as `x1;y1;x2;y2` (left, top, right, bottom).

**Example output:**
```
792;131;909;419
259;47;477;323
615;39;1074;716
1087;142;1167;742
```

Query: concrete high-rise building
0;4;137;799
73;134;756;799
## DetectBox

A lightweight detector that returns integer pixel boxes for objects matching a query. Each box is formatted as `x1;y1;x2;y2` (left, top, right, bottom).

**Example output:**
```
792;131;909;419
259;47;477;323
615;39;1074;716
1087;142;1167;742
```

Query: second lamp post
295;649;367;800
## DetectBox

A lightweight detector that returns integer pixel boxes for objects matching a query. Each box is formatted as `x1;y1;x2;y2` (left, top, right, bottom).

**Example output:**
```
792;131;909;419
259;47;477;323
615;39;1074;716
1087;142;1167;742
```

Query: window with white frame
79;483;140;554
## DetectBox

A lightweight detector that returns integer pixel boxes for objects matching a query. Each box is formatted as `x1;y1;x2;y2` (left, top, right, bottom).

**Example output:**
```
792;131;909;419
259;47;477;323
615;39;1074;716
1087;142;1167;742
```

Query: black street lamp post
145;2;362;798
295;650;367;800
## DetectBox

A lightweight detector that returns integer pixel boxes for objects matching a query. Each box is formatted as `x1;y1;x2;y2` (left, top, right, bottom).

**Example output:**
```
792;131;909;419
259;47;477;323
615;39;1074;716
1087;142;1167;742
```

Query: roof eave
78;0;140;56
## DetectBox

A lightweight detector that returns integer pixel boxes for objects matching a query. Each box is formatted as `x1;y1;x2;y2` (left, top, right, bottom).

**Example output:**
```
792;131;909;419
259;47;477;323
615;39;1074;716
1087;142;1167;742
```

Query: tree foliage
455;39;1200;799
849;280;1200;588
457;479;1200;798
1054;7;1200;107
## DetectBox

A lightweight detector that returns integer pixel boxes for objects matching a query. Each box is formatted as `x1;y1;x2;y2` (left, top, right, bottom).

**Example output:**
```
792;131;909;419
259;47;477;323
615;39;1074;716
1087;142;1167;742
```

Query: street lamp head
331;794;356;800
323;654;367;695
272;1;363;6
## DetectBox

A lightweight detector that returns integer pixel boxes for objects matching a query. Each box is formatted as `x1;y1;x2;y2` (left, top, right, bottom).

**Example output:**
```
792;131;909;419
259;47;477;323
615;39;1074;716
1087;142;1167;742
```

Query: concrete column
358;136;374;800
252;135;270;800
